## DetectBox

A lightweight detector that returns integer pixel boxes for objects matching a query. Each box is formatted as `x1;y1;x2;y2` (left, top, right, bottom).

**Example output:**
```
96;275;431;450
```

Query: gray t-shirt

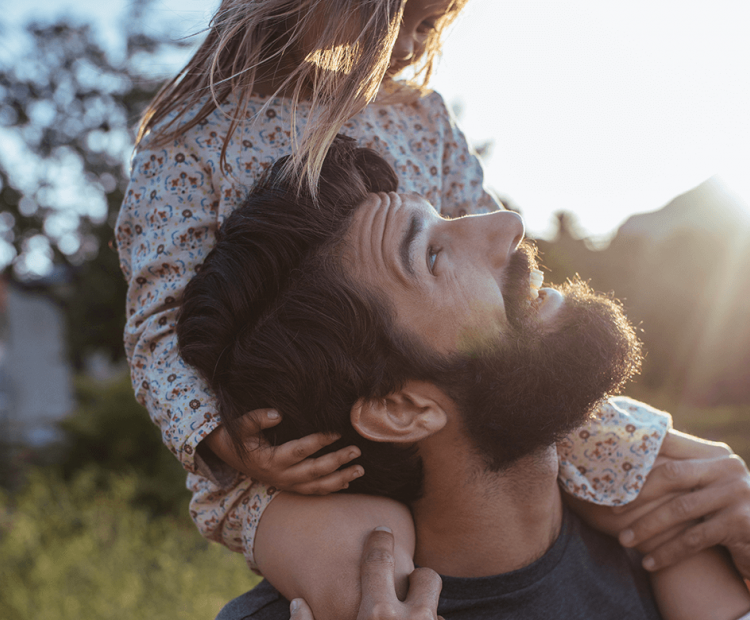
216;508;662;620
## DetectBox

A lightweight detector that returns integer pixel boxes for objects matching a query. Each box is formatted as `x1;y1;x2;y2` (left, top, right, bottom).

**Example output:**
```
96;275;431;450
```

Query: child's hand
204;408;364;494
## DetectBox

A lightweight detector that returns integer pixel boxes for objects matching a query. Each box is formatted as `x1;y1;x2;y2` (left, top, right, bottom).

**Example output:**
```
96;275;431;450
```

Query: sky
6;0;750;240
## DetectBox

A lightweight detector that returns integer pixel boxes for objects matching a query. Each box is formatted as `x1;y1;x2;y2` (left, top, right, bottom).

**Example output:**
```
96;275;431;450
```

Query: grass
0;468;260;620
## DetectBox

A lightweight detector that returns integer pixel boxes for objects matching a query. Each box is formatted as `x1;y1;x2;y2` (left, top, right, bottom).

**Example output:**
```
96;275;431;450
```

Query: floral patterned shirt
116;89;670;570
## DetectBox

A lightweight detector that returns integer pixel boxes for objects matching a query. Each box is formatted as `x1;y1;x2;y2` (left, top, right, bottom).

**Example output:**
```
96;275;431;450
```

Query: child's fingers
286;445;362;481
274;432;343;466
288;464;365;495
236;408;282;441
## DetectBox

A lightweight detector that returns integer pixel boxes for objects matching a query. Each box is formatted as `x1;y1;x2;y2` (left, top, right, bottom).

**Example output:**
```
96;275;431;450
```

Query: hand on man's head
204;410;363;494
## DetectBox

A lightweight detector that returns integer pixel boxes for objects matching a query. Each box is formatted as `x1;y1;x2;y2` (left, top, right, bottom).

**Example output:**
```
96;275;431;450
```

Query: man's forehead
345;192;434;277
355;191;434;215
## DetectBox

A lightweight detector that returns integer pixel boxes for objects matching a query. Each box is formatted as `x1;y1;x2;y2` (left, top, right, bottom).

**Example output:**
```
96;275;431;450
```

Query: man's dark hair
177;136;429;503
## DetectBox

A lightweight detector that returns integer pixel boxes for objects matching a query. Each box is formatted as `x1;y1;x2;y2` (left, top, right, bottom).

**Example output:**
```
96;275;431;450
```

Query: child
115;0;750;618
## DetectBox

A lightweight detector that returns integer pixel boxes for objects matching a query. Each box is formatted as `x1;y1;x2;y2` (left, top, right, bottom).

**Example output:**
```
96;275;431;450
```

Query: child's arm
118;130;379;620
648;547;750;620
117;130;362;492
116;131;226;479
191;416;416;620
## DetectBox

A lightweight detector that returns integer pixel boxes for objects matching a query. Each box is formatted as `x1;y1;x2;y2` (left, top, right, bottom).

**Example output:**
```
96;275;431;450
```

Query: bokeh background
1;0;749;618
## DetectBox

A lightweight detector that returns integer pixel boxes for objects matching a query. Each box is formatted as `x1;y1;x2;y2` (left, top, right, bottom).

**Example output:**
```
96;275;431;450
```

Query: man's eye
427;246;440;274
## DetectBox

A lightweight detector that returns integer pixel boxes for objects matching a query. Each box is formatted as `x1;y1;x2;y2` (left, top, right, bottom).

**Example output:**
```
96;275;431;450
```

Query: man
177;137;750;619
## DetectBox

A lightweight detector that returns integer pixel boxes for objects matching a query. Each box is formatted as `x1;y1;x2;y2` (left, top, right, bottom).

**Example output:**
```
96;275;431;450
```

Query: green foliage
0;7;190;366
0;468;259;620
0;376;260;618
0;15;171;269
58;374;190;516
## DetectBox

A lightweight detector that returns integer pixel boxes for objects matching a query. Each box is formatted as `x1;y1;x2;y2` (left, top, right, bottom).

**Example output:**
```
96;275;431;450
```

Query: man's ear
351;380;448;443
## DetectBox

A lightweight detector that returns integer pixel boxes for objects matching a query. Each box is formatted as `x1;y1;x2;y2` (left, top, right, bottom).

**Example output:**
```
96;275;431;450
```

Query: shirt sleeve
557;397;673;506
432;93;500;218
116;130;235;483
188;472;277;571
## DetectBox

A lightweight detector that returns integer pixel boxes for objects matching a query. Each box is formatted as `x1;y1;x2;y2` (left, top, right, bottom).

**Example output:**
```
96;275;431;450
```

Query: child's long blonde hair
139;0;465;196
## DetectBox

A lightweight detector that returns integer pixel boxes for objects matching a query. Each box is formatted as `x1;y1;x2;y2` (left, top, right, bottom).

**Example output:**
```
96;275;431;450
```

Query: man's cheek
455;300;505;356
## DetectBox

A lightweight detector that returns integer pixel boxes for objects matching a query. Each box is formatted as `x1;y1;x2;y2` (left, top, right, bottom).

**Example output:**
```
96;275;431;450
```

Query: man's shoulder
215;580;290;620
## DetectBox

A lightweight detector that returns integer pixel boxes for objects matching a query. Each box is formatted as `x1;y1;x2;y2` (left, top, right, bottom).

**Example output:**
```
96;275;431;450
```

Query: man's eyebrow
399;212;423;277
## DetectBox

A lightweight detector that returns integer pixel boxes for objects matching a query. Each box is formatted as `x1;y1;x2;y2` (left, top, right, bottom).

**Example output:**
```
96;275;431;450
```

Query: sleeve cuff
188;473;278;572
558;396;672;506
195;437;242;488
180;413;241;488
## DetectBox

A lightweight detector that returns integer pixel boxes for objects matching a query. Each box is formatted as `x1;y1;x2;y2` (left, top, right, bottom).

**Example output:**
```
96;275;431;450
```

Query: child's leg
254;492;416;620
649;547;750;620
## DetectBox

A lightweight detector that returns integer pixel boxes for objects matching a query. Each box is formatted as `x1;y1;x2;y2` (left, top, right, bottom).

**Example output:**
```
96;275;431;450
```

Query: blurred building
0;275;74;446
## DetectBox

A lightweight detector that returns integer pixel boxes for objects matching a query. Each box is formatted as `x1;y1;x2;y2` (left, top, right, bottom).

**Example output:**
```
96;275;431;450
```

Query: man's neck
412;433;563;578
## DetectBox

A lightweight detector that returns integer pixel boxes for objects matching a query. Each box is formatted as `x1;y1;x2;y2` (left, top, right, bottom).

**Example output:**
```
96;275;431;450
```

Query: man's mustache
503;240;541;330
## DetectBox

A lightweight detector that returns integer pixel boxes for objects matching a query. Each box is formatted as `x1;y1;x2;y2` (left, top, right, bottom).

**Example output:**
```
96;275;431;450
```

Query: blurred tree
0;6;190;367
58;375;189;516
535;212;593;285
535;206;750;408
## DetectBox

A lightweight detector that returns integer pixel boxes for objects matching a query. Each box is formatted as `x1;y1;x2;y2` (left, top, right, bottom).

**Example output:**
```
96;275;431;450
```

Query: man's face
345;192;641;470
346;192;561;355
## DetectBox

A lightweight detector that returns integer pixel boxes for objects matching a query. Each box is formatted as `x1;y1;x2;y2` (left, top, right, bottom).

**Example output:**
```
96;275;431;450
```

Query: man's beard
429;242;643;472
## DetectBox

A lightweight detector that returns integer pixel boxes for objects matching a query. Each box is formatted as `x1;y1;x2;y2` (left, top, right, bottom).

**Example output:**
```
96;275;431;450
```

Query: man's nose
473;210;525;269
